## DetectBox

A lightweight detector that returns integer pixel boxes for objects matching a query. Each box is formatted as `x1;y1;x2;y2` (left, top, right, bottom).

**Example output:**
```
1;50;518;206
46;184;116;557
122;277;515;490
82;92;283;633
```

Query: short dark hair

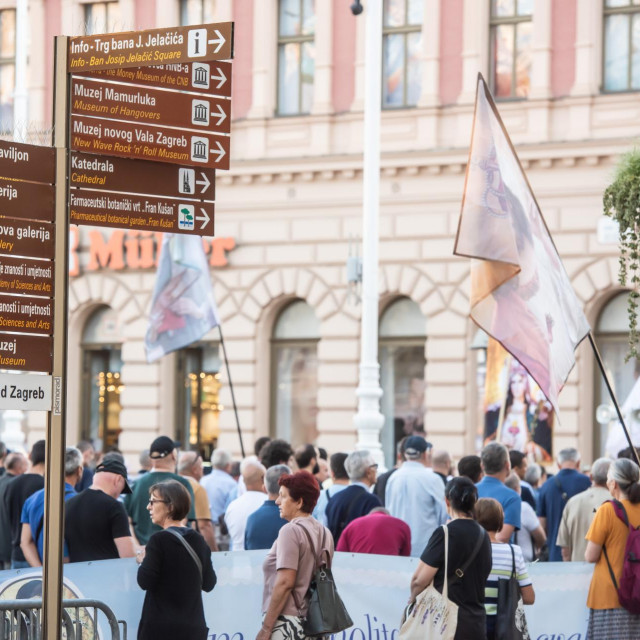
279;471;320;514
30;440;45;466
295;444;317;470
445;476;478;516
261;439;293;469
618;446;640;461
330;453;348;480
254;437;271;458
76;440;94;454
102;451;125;465
458;455;482;484
149;480;191;521
475;497;504;533
318;447;328;461
509;450;526;470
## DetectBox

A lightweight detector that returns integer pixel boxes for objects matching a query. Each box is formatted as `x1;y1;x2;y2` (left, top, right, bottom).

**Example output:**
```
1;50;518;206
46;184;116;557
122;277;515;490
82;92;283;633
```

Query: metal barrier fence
0;598;126;640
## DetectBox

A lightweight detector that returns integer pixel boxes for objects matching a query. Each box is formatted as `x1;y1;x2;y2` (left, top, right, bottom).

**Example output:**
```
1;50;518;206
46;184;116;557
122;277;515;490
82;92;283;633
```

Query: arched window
175;343;222;462
271;300;320;447
595;291;639;456
81;306;123;450
379;297;426;468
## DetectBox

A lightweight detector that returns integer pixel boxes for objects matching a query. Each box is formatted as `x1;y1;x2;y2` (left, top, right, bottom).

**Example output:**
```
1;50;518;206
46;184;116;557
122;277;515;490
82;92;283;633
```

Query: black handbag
495;544;529;640
293;522;353;637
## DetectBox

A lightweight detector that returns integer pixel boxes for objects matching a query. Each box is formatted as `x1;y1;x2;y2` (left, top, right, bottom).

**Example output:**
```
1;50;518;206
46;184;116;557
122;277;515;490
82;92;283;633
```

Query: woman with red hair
257;470;334;640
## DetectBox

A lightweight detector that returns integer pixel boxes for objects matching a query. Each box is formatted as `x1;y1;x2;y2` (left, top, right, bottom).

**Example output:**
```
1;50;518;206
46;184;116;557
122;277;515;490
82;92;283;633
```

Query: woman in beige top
258;470;334;640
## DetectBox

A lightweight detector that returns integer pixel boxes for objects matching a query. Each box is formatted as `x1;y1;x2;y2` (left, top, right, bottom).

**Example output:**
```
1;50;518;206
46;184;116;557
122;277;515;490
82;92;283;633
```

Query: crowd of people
0;433;639;639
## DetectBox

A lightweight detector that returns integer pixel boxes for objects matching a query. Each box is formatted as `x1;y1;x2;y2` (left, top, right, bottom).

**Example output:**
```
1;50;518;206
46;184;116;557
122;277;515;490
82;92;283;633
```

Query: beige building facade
0;0;637;469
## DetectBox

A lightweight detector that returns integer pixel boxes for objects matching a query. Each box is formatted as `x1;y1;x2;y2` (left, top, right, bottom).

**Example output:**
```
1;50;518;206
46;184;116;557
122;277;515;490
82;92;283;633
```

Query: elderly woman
410;477;492;640
257;470;334;640
585;458;640;639
137;480;216;640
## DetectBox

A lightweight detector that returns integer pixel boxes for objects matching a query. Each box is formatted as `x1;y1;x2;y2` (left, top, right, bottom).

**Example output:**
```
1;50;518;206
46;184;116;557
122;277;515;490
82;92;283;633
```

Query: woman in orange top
585;458;640;639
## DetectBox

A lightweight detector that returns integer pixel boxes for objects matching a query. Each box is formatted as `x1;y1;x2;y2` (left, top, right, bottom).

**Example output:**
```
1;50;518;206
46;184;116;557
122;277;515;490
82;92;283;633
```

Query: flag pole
588;333;640;466
218;325;246;458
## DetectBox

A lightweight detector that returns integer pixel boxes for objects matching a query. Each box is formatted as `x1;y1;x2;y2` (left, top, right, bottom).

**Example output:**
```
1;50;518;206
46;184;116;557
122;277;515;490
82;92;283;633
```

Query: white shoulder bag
398;524;458;640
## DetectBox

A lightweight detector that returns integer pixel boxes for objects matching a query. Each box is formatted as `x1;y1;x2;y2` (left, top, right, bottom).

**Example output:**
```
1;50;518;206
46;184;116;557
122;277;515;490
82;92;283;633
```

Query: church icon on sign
193;63;210;89
192;100;210;126
191;137;209;163
179;168;195;194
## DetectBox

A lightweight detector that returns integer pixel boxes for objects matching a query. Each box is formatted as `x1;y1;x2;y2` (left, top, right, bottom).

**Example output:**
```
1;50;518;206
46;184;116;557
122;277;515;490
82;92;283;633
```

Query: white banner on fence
0;553;591;640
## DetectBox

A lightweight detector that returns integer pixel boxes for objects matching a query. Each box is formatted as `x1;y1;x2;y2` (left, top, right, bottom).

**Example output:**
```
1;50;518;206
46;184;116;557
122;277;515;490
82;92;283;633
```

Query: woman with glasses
136;480;216;640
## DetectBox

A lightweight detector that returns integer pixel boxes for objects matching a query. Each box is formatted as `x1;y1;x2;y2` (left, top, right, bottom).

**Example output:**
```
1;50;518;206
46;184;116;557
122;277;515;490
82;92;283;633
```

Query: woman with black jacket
137;480;216;640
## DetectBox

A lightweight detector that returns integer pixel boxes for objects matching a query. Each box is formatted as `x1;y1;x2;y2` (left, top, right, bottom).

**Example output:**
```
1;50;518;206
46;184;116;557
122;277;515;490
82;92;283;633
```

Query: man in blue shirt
476;442;521;543
245;464;290;549
326;450;381;544
386;436;447;557
537;447;590;561
20;447;83;566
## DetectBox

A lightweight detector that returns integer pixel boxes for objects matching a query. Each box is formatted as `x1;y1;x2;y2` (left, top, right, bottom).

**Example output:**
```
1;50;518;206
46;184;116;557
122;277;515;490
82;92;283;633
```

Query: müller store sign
69;226;236;276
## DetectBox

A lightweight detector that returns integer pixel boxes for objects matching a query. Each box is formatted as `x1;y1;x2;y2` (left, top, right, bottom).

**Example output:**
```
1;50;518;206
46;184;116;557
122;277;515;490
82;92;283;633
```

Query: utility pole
352;0;385;467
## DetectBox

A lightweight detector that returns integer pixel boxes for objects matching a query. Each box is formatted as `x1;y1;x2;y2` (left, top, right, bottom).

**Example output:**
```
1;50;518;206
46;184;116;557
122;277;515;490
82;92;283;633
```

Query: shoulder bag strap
325;488;332;503
166;528;203;586
291;521;322;616
508;543;516;579
452;524;486;581
442;525;449;600
554;476;568;503
603;500;632;592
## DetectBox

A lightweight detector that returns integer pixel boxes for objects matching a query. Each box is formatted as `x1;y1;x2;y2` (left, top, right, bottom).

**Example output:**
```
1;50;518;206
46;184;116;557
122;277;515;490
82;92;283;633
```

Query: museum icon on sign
191;137;209;163
193;63;210;89
192;100;210;126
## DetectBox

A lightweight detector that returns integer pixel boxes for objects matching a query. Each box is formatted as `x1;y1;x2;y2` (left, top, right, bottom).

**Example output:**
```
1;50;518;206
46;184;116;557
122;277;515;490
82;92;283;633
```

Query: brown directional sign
79;60;233;98
70;152;215;200
68;22;234;72
0;333;52;372
71;77;231;134
71;115;230;169
0;218;54;260
69;190;215;235
0;256;54;297
0;293;53;335
0;180;54;222
0;140;55;185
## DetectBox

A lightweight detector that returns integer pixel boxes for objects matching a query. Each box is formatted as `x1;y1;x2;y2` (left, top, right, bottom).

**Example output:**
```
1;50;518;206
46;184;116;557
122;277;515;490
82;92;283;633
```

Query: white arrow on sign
196;207;210;230
211;67;227;89
210;140;226;163
213;104;227;127
208;30;226;54
195;172;211;194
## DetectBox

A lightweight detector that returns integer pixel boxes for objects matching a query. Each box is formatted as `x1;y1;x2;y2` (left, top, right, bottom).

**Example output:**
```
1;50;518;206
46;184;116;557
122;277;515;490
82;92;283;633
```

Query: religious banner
454;74;590;415
484;337;554;463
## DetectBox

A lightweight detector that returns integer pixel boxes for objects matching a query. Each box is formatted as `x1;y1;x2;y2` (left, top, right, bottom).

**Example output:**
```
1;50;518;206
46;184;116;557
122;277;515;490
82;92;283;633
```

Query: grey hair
211;448;232;469
178;451;199;474
481;442;509;475
504;472;520;493
64;447;83;476
524;462;542;485
557;448;580;464
591;457;613;486
345;450;374;481
265;464;291;494
608;458;640;492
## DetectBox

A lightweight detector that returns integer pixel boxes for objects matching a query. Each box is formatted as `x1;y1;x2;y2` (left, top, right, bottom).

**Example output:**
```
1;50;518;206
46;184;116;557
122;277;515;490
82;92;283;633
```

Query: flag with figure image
454;74;590;415
145;233;220;362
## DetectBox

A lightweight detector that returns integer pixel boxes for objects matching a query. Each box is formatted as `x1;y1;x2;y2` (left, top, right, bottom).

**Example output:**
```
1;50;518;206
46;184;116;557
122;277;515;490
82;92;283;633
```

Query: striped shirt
485;542;532;616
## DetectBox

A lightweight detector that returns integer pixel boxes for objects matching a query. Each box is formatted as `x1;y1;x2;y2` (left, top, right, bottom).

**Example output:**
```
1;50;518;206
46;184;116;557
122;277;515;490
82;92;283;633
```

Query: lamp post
352;0;385;467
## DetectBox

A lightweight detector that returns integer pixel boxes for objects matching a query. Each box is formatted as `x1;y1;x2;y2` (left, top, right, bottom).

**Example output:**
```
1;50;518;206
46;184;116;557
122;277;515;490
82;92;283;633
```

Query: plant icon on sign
178;204;195;230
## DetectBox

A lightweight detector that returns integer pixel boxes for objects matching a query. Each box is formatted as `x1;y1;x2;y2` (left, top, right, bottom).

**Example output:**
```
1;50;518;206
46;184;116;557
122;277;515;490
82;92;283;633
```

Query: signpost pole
42;35;70;640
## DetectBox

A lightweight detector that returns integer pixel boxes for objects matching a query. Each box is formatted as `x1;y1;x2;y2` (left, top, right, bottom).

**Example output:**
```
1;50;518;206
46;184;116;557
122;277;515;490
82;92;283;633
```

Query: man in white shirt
386;436;447;557
224;460;267;550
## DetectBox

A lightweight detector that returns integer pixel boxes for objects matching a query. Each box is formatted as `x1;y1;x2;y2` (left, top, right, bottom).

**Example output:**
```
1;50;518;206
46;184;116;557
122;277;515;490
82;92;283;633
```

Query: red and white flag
454;75;590;414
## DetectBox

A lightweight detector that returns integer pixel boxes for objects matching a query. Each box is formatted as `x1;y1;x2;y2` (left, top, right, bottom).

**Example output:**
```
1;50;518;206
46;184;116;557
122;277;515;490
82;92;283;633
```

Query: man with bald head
178;451;218;551
224;459;267;550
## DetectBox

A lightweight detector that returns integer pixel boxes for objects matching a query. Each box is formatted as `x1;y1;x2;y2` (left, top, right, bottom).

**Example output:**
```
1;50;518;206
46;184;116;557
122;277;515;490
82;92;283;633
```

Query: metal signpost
40;21;234;639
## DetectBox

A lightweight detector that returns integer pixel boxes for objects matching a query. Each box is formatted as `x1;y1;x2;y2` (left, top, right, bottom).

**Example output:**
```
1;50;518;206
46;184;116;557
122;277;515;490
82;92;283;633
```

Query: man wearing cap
124;436;196;546
20;447;83;567
385;435;447;557
64;458;136;562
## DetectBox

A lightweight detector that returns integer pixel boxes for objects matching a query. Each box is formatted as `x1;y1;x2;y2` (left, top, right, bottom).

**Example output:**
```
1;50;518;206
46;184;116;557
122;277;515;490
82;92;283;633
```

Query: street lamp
352;0;385;467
